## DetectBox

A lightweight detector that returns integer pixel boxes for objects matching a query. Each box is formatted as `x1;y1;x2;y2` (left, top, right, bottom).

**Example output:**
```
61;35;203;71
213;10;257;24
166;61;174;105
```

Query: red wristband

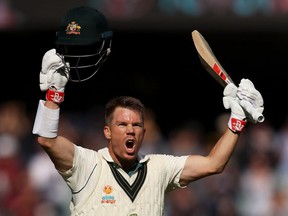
46;89;64;103
229;117;247;132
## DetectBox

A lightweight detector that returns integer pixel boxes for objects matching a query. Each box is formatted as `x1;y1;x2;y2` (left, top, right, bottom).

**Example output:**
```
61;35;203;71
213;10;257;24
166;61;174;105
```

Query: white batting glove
39;49;70;103
237;79;264;123
223;83;247;132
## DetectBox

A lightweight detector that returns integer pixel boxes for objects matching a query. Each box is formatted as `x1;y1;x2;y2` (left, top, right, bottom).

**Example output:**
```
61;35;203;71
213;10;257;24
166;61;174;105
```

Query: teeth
126;140;134;149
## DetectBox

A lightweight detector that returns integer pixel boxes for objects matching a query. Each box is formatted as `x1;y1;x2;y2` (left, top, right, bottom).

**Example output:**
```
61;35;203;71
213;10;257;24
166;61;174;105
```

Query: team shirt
59;145;188;216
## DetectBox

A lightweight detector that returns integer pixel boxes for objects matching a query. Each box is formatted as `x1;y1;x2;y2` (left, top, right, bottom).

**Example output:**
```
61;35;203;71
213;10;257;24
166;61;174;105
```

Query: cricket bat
191;30;264;123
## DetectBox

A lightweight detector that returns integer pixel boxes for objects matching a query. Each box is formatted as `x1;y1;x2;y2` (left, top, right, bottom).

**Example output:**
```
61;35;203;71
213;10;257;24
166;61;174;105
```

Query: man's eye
133;124;143;128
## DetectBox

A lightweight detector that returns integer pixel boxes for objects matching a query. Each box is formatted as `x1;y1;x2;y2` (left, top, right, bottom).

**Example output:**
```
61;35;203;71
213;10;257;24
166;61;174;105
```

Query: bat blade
192;30;233;87
192;30;264;123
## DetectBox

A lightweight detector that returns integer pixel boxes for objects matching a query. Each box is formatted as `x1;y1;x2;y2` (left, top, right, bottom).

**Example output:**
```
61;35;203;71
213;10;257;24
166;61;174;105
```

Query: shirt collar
98;147;149;164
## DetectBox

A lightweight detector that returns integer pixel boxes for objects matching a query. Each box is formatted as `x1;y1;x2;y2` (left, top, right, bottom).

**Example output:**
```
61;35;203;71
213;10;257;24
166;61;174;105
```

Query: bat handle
245;106;265;123
253;112;265;123
237;98;265;123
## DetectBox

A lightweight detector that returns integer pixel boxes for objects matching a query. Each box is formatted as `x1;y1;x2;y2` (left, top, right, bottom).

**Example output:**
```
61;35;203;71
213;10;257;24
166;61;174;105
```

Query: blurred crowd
0;99;288;216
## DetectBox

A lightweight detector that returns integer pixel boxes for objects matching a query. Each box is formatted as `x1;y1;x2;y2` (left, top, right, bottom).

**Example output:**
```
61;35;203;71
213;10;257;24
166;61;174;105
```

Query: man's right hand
39;49;70;103
40;48;69;92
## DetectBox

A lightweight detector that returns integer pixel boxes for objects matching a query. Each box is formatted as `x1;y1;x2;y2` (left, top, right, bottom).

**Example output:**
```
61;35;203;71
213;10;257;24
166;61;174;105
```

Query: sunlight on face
106;107;145;165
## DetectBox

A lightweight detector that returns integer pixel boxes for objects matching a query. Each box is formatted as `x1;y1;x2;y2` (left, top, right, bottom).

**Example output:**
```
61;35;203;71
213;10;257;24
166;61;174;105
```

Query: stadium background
2;0;288;134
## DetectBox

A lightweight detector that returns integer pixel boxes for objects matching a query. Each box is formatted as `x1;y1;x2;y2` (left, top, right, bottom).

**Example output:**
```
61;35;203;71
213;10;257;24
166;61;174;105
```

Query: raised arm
32;49;74;172
180;79;264;185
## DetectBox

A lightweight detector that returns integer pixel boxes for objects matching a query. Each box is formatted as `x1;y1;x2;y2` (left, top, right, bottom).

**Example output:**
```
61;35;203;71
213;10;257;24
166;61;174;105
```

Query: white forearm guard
32;100;60;138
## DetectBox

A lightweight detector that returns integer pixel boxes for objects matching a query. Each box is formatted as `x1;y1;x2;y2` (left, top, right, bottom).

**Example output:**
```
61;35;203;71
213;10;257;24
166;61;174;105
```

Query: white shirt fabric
59;145;188;216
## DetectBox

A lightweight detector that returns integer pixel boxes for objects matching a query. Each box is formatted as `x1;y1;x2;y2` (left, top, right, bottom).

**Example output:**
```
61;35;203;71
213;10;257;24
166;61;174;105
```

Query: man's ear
104;126;111;139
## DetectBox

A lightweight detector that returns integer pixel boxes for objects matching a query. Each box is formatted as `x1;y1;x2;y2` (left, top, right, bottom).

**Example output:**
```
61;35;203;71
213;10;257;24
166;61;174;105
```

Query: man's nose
126;124;134;133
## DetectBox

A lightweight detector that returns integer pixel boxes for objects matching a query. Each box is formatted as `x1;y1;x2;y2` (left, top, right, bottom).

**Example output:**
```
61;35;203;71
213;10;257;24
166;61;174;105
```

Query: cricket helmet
55;6;113;82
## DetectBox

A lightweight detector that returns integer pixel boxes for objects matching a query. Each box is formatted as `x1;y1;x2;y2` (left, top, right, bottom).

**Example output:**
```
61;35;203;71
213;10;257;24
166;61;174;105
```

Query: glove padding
237;79;264;123
39;49;69;92
223;83;247;132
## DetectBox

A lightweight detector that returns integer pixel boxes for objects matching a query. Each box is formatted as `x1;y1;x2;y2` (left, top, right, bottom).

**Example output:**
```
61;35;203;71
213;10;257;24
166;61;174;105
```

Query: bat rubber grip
253;112;265;123
237;97;264;123
245;107;264;123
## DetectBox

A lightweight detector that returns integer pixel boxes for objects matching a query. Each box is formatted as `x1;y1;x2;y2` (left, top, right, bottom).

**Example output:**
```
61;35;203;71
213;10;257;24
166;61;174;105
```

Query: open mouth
125;139;135;152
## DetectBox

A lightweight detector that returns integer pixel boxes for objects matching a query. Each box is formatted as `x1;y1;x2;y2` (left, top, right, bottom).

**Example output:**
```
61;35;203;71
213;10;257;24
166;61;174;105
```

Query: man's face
104;107;145;164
